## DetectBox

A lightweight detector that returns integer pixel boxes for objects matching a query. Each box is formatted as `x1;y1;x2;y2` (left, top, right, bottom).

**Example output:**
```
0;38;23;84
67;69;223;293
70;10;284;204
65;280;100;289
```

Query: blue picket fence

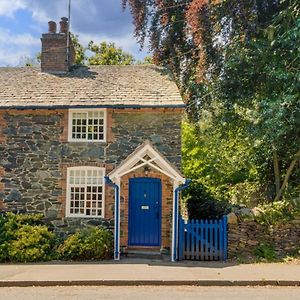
178;215;228;261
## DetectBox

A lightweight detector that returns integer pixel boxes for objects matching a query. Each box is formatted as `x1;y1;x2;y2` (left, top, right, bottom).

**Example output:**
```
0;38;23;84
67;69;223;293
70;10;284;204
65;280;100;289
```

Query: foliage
137;55;153;65
254;200;300;226
0;213;114;263
71;34;86;65
7;225;56;262
0;214;8;261
125;0;300;206
0;213;56;262
182;121;265;204
183;183;231;220
215;1;300;201
254;242;276;261
58;226;113;261
88;41;135;65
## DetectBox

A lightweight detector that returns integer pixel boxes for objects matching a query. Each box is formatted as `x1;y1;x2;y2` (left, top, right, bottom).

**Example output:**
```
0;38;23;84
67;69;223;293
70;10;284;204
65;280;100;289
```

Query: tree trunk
273;147;281;196
274;147;300;201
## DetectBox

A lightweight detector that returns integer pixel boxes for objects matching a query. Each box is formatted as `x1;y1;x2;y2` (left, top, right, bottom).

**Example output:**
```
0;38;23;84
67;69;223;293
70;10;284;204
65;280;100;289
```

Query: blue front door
128;177;162;246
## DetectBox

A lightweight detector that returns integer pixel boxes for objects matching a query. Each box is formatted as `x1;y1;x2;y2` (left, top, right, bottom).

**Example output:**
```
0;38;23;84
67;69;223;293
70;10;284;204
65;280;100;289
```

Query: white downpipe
115;177;121;260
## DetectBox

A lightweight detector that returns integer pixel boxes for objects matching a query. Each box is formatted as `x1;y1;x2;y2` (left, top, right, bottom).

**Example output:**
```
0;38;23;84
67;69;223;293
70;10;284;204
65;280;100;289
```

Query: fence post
191;219;195;259
214;219;218;261
219;218;223;260
223;215;228;261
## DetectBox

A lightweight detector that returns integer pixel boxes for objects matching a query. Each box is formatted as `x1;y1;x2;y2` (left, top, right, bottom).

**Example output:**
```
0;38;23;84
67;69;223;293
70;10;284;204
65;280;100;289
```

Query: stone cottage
0;18;187;261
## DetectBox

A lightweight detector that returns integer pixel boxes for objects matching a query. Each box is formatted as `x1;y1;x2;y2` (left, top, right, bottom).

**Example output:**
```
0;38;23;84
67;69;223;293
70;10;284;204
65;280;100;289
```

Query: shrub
254;242;276;261
8;225;56;262
184;182;231;220
0;213;56;263
255;201;299;225
228;181;265;208
58;226;113;261
0;214;9;262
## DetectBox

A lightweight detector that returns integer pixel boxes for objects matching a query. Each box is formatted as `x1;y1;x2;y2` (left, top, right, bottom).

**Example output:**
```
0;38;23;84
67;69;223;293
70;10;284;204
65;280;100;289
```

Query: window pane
68;167;104;217
71;110;105;141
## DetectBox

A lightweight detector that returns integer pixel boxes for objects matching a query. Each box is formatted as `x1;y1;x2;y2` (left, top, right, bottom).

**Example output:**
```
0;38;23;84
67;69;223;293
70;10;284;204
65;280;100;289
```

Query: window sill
65;215;105;219
68;139;107;143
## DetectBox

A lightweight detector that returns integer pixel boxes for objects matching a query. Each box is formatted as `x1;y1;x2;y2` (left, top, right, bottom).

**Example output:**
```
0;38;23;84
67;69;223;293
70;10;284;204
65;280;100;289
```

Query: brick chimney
41;18;75;73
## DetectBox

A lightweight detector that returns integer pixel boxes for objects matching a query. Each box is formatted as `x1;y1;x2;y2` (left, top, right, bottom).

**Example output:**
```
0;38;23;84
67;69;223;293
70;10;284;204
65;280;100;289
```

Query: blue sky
0;0;149;66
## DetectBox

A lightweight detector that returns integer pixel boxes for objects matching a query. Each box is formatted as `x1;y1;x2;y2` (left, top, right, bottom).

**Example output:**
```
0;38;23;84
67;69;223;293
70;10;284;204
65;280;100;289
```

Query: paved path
0;259;299;286
0;286;300;300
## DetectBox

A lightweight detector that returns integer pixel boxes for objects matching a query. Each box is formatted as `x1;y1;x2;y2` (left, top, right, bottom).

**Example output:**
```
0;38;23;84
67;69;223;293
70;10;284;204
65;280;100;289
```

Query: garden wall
228;212;300;260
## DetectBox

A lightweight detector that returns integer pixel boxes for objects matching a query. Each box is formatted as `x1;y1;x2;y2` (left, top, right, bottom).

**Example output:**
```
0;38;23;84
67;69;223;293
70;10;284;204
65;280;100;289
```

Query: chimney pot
60;17;69;34
48;21;57;34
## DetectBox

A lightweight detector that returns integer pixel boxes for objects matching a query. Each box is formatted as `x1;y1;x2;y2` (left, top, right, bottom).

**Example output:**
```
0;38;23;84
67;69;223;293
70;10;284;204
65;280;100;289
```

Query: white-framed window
68;109;106;142
66;166;105;218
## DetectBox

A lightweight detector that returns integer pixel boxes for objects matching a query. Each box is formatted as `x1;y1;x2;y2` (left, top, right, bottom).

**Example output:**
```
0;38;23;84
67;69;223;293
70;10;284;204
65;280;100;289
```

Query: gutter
104;176;120;260
0;104;186;110
172;179;191;262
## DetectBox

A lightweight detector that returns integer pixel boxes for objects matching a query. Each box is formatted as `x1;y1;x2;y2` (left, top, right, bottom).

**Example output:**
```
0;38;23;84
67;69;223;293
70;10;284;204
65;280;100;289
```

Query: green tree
71;34;86;65
125;0;300;204
88;41;135;65
214;1;300;201
137;55;153;65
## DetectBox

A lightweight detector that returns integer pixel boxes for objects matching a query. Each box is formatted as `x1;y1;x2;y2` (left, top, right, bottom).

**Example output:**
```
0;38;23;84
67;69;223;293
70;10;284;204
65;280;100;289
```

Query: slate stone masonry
0;110;64;216
228;216;300;260
0;107;183;234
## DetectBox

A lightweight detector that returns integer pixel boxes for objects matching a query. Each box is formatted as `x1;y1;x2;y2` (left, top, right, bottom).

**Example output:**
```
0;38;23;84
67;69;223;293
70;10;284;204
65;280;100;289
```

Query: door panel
128;178;162;246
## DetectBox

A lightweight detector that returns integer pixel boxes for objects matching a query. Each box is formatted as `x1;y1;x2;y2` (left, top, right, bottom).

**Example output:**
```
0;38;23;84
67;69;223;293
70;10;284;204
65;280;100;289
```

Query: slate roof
0;65;184;108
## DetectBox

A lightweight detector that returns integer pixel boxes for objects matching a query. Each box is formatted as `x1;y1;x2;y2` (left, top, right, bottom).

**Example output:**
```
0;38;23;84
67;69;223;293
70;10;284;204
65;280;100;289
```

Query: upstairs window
68;109;106;142
66;167;105;218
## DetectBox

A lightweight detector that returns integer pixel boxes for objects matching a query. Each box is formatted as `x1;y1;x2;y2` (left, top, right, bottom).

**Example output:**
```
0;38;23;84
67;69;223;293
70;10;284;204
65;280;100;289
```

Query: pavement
0;258;299;287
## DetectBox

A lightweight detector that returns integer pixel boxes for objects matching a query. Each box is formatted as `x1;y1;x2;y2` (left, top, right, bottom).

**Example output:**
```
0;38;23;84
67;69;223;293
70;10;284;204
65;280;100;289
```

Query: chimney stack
40;17;75;73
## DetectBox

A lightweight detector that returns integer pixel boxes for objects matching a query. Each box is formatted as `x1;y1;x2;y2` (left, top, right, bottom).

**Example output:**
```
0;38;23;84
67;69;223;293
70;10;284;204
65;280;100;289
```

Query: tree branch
274;147;300;201
272;147;281;196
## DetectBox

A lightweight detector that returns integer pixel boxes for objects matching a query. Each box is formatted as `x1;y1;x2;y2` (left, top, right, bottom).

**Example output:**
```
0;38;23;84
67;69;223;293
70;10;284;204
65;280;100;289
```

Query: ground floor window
66;167;105;217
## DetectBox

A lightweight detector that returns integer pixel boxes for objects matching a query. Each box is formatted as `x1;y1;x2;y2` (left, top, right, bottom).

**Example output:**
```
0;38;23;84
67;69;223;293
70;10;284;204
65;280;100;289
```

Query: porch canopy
105;140;187;261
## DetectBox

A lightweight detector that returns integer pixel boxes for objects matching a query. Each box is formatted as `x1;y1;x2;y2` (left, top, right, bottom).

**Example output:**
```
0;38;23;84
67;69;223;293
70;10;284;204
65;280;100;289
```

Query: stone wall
0;107;183;235
0;110;64;215
228;213;300;260
108;108;182;168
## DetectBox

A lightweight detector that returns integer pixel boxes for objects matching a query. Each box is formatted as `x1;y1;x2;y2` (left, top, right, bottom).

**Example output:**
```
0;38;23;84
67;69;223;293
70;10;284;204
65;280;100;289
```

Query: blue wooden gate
178;216;227;261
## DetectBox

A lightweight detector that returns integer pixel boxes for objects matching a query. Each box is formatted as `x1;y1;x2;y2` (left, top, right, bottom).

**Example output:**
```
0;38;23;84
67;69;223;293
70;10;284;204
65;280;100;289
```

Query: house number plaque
141;205;149;210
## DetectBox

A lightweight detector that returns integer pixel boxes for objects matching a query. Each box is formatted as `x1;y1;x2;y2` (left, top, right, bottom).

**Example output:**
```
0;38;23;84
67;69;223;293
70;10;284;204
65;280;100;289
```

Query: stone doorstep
121;246;170;260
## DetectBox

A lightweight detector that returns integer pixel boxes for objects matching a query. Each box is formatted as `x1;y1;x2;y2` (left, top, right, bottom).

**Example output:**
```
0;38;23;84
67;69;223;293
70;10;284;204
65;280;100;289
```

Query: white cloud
0;28;39;46
0;27;39;66
0;1;149;65
0;48;31;66
0;0;26;17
